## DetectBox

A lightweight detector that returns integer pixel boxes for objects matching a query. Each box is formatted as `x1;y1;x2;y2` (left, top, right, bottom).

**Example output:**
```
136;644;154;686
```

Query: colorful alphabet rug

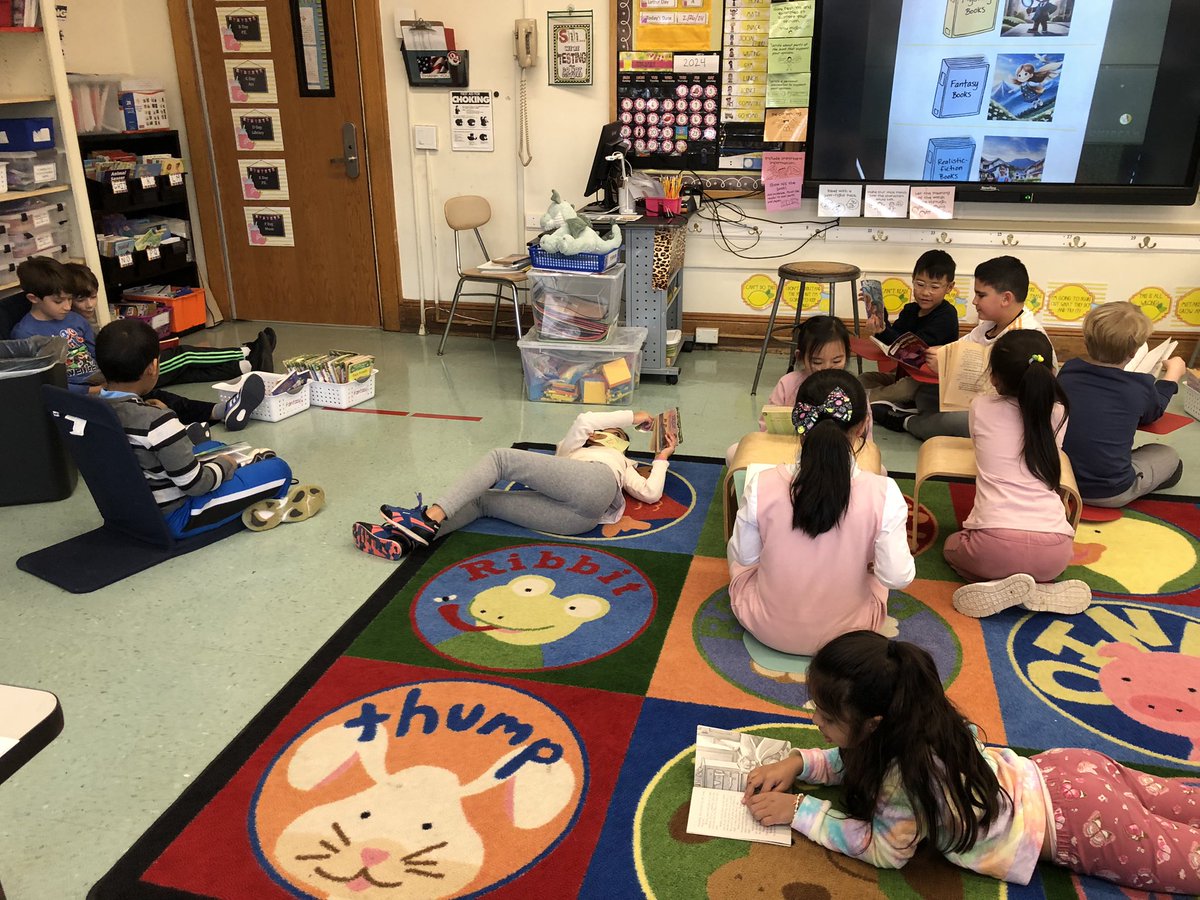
91;453;1200;900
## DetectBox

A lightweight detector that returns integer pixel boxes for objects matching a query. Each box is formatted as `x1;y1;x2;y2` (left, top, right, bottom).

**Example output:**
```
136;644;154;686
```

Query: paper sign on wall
765;178;803;211
450;91;493;152
225;59;278;104
817;184;862;217
864;185;910;218
240;159;289;201
550;17;593;85
245;207;294;247
232;108;284;153
909;186;955;219
218;7;271;54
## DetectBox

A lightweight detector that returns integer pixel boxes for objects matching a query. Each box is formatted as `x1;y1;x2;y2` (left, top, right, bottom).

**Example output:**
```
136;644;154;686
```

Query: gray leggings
434;448;623;535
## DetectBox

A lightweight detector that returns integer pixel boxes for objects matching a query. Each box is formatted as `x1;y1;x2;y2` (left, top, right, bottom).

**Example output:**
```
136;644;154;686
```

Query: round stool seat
1079;505;1123;523
777;260;862;282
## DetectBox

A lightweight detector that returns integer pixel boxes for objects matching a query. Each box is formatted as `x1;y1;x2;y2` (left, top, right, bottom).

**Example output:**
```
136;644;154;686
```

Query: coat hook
1002;233;1019;246
935;232;952;244
1067;235;1087;248
1137;235;1157;249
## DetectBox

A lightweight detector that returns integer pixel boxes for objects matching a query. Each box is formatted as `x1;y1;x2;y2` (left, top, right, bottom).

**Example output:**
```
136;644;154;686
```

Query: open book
650;407;683;453
1124;339;1178;377
850;335;937;383
686;725;794;846
937;340;994;412
194;442;277;468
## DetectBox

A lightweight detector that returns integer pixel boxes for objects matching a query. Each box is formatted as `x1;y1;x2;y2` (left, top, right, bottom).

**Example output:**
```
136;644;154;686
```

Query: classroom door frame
166;0;405;331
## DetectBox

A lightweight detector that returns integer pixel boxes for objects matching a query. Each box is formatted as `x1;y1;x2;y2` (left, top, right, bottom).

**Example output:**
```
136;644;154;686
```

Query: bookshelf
0;0;106;320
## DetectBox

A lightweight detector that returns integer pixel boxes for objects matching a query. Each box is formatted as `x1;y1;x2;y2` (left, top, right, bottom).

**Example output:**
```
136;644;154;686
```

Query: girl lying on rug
727;369;914;656
743;631;1200;894
352;409;679;559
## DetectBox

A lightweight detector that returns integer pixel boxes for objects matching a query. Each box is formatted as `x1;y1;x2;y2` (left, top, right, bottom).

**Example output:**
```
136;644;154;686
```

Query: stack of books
283;350;375;384
477;252;531;273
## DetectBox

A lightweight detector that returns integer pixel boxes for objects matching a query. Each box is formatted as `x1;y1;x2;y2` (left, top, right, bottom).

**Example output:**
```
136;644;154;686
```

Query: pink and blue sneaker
352;521;416;561
380;493;441;546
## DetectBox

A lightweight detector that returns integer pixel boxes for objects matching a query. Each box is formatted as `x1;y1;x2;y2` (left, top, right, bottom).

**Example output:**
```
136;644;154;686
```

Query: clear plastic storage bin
518;326;646;404
0;150;57;190
529;263;625;343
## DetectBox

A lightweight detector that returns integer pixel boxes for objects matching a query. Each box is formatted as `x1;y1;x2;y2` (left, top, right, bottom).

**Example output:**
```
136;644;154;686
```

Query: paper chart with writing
233;108;284;153
239;159;289;202
218;6;270;53
721;0;769;123
634;0;723;52
245;206;294;247
225;58;278;104
450;91;494;152
551;16;593;85
767;0;812;109
762;150;804;210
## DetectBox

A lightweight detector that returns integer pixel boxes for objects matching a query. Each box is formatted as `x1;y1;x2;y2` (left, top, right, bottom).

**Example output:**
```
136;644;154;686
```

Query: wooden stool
910;436;1082;550
751;260;863;395
723;431;884;540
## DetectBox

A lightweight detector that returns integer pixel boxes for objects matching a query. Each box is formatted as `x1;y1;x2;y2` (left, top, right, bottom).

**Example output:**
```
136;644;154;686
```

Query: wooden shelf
0;26;43;33
0;277;20;292
0;184;70;202
0;94;53;104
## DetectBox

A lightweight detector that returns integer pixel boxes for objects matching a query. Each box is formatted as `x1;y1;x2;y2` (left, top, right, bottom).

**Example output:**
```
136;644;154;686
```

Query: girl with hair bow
727;369;914;656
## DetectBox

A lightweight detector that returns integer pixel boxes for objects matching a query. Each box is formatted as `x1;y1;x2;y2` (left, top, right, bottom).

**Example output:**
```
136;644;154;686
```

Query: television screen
808;0;1200;203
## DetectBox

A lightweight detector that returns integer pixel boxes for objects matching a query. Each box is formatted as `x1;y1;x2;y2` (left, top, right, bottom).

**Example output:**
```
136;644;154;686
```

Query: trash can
0;336;77;506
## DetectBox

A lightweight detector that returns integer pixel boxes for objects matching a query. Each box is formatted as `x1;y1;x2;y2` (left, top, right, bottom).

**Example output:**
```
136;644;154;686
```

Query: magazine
936;340;994;412
685;725;794;846
1124;339;1178;377
650;407;683;453
194;442;276;467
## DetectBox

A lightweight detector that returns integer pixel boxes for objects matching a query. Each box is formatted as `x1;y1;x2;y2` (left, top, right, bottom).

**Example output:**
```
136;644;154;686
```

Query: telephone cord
519;73;533;167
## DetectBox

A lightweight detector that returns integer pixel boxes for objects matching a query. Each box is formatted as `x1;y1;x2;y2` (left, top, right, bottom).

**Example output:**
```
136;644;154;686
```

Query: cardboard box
118;80;170;132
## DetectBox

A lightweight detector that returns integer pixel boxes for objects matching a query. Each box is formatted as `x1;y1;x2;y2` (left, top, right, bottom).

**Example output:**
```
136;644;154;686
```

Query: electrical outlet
695;327;719;344
525;213;542;228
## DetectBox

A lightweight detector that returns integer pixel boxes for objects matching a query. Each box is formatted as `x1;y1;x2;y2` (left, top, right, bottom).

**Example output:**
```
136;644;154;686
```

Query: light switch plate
414;125;438;150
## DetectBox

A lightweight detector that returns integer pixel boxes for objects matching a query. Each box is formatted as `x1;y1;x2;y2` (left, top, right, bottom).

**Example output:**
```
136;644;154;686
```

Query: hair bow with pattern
792;386;854;435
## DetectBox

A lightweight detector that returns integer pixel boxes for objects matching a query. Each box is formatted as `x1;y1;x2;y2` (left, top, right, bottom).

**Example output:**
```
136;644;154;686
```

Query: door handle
330;122;361;178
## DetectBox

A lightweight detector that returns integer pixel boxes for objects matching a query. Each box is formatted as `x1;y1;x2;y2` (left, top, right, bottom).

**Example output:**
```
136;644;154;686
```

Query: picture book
194;442;277;468
943;0;999;38
686;725;794;846
875;332;932;369
923;137;976;182
270;369;310;396
760;405;798;436
861;279;884;319
989;53;1063;122
649;407;683;453
937;340;994;411
1124;339;1178;378
932;57;989;118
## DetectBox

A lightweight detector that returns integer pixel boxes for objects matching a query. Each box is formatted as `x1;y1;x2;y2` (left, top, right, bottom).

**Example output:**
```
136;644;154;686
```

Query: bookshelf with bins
0;0;105;320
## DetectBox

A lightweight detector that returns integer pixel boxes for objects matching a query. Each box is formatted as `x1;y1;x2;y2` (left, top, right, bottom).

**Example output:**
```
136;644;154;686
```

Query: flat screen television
807;0;1200;204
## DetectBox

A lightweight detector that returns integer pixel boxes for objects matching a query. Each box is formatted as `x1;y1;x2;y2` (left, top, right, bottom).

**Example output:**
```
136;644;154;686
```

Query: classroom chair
438;195;530;356
15;386;244;593
723;431;884;540
750;260;863;395
909;435;1082;551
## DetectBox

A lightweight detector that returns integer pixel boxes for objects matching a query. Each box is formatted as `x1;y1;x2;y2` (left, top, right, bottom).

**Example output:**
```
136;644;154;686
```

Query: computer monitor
583;121;627;210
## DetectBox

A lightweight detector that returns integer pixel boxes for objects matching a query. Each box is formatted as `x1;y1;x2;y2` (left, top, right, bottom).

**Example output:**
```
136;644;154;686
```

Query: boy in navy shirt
1059;302;1185;506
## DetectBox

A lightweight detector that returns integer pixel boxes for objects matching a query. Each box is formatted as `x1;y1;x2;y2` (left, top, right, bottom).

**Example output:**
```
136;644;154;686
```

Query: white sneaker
953;574;1091;618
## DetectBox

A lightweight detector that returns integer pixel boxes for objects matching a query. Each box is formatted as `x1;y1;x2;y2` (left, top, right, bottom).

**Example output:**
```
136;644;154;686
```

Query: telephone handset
514;18;537;68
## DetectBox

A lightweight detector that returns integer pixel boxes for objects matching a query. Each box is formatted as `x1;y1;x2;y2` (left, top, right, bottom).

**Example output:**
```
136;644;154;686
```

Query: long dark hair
988;330;1068;490
808;632;1008;854
790;369;867;537
796;315;851;372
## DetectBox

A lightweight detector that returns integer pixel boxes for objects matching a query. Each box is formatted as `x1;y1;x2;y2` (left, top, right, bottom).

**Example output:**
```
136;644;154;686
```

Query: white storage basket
308;371;377;409
212;371;310;423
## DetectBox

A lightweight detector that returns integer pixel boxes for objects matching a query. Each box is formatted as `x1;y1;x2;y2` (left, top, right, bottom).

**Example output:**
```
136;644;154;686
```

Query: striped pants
156;342;248;387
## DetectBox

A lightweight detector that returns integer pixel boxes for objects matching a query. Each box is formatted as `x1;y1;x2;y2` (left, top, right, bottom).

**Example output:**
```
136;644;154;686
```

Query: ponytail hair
988;330;1068;491
808;632;1008;855
790;369;867;537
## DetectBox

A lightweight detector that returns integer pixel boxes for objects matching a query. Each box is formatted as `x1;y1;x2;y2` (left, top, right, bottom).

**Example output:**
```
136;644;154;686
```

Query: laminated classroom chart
232;108;284;153
225;59;278;105
244;207;295;247
550;12;593;86
864;184;911;217
721;0;769;123
239;159;290;202
909;185;955;219
762;151;804;210
884;0;1116;184
450;91;494;152
766;0;812;109
218;6;271;54
817;184;863;217
633;0;723;52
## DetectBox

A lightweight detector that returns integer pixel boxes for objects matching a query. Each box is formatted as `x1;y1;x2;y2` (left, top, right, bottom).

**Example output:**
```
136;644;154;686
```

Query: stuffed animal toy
538;190;622;257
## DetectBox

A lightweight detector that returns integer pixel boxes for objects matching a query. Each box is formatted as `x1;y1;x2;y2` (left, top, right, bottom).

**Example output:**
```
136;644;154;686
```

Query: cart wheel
667;374;678;385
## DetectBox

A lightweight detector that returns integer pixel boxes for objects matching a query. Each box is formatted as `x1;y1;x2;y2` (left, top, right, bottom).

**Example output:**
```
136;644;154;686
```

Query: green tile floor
0;322;1196;898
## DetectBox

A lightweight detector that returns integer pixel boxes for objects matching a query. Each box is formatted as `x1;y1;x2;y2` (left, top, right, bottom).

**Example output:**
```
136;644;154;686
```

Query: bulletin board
611;0;814;190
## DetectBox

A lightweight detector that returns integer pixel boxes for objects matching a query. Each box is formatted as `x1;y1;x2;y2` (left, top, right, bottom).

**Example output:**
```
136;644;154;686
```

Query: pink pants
942;528;1074;583
1035;748;1200;893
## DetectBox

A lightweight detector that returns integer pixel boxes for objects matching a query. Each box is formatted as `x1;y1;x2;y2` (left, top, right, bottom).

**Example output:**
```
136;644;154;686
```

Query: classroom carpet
89;451;1200;900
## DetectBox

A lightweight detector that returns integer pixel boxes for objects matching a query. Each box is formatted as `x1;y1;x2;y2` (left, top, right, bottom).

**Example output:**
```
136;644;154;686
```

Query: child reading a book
859;250;959;409
942;331;1091;618
353;409;679;560
95;318;300;538
1058;301;1186;507
742;630;1200;894
727;316;872;464
727;370;913;656
874;255;1048;440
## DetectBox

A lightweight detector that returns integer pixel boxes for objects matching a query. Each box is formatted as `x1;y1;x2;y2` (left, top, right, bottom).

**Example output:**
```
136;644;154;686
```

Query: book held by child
649;407;683;453
686;725;793;846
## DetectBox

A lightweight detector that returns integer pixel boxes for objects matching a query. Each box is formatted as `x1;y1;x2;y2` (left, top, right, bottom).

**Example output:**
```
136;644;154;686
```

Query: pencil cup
644;196;681;216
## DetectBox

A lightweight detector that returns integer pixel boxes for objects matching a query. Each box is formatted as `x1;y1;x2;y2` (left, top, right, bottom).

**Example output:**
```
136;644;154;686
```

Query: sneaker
185;421;211;445
871;401;914;433
1160;460;1185;491
352;521;415;561
953;574;1092;618
380;493;441;546
223;373;266;431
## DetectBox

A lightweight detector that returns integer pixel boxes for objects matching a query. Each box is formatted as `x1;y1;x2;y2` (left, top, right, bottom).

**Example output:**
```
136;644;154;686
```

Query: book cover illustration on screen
932;56;989;117
979;135;1047;182
989;53;1063;120
1001;0;1071;37
943;0;1000;38
924;136;976;181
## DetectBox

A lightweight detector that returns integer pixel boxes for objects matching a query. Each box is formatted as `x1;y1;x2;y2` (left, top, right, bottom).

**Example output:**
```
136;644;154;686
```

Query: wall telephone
514;18;537;68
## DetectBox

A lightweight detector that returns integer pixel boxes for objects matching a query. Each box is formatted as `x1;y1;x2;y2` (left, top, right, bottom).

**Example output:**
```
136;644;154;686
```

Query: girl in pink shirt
944;331;1090;618
743;631;1200;894
728;371;913;655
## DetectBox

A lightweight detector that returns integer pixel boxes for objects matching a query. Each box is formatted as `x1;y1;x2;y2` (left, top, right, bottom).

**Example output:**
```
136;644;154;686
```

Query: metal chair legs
751;279;787;395
438;276;468;356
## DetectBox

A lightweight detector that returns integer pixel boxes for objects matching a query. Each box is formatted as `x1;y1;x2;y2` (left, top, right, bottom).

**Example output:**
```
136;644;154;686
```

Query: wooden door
189;1;382;326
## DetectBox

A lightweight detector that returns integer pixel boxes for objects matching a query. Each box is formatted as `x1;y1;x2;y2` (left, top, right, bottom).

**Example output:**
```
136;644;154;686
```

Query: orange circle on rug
250;680;587;898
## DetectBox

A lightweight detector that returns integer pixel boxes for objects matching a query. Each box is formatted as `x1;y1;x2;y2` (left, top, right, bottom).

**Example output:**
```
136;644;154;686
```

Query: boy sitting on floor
1058;301;1186;507
95;318;294;538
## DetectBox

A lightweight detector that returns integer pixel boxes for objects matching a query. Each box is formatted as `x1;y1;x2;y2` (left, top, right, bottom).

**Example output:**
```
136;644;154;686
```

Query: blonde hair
1083;302;1151;364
